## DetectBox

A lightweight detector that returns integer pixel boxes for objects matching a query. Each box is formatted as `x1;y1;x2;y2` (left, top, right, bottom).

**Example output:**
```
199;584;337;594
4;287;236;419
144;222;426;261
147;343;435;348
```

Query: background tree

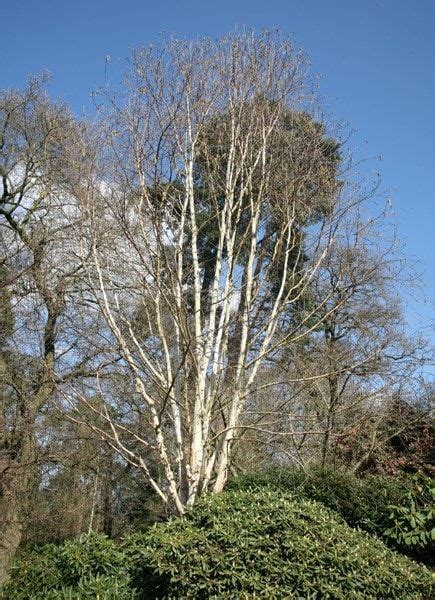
231;215;429;473
0;77;108;581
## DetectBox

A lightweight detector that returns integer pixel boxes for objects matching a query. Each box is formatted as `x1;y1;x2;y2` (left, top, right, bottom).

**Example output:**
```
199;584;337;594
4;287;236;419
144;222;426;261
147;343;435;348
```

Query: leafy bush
126;490;432;599
1;534;136;599
3;490;432;599
385;473;434;564
227;467;413;541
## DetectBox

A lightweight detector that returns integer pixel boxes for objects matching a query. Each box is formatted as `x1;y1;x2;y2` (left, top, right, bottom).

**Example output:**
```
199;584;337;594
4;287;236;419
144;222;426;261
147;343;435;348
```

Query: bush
3;491;432;599
227;467;415;546
126;490;432;599
385;473;434;565
1;534;136;599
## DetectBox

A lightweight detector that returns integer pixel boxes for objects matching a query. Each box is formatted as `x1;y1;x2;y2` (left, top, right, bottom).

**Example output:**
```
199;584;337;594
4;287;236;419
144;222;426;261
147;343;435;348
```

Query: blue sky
1;0;434;350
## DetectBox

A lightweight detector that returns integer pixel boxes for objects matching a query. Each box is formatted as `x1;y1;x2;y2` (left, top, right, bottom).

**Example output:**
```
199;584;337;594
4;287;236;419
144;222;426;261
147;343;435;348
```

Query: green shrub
3;490;432;599
1;534;136;599
46;575;136;599
126;490;432;599
227;467;415;547
385;473;434;565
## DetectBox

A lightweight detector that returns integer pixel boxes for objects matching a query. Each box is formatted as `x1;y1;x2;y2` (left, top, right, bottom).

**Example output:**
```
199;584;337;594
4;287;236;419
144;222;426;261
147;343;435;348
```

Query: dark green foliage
126;490;431;599
385;473;434;565
4;491;432;599
227;466;411;535
1;534;136;599
41;576;136;599
227;466;435;566
184;101;341;316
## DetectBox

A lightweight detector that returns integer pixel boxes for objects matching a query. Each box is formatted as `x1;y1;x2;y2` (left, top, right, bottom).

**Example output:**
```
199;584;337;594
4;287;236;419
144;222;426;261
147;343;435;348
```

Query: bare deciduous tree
232;214;429;473
68;32;364;513
0;77;106;582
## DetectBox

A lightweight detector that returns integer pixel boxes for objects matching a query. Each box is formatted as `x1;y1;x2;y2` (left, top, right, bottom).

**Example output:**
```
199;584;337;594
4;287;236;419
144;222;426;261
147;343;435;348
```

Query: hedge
227;467;426;555
3;490;432;599
127;490;432;599
1;534;135;599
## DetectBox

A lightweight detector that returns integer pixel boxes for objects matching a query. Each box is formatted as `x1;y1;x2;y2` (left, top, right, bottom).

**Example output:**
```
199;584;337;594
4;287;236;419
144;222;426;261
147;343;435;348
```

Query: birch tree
71;32;358;513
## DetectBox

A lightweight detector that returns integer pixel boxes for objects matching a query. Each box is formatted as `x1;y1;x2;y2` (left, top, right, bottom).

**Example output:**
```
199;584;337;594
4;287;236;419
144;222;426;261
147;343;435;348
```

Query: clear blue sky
1;0;434;349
